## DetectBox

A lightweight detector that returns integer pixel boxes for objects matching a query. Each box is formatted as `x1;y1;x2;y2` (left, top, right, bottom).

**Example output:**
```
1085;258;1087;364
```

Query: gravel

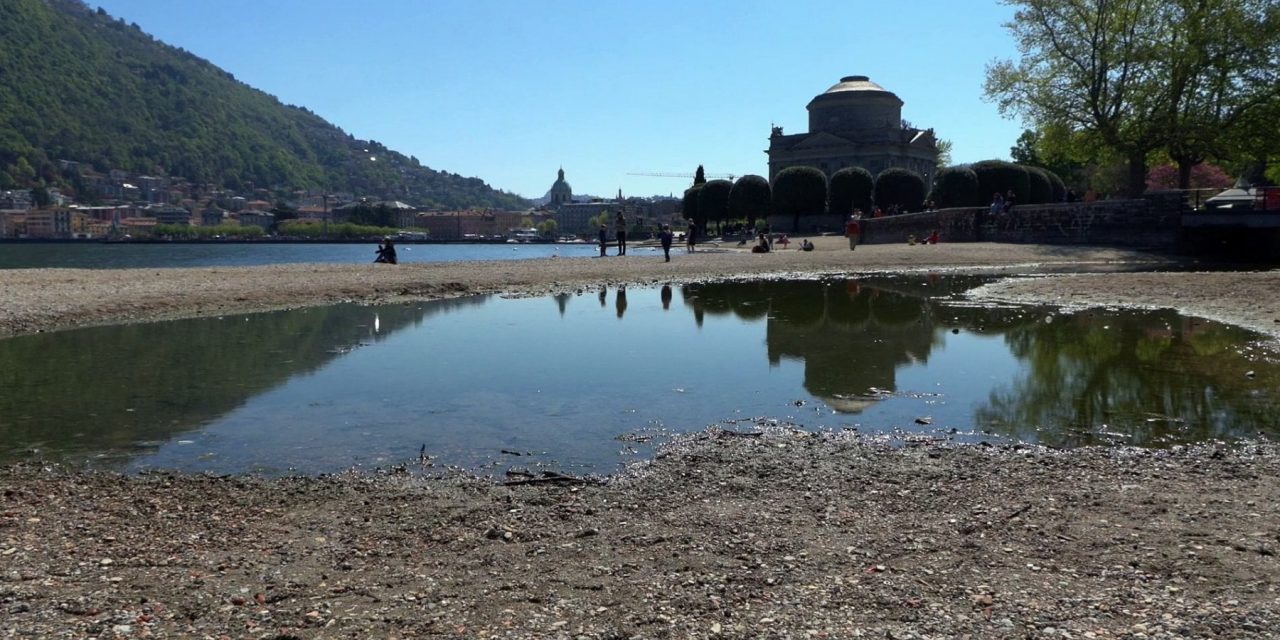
3;240;1279;638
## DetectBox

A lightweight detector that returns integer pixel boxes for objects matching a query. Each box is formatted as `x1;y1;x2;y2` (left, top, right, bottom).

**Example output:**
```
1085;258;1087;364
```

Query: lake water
0;241;603;269
1;275;1276;476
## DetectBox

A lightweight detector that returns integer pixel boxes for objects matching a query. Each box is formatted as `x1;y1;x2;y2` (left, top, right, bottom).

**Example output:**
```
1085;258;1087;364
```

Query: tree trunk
1126;152;1149;197
1176;160;1194;190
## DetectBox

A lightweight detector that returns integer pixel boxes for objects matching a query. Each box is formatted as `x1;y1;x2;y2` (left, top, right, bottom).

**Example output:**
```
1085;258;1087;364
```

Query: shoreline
0;240;1220;339
4;241;1280;637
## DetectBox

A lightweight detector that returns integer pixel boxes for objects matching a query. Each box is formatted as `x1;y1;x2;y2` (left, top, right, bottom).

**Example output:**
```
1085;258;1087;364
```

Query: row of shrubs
685;160;1069;231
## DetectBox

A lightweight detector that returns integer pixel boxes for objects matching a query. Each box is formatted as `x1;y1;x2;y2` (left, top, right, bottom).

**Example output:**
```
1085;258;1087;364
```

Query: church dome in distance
549;167;573;206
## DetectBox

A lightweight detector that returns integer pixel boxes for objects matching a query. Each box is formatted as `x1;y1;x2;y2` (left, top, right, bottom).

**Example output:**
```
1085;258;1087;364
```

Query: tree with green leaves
873;168;927;212
1025;166;1053;204
682;185;704;235
929;166;981;208
31;185;51;208
771;166;826;232
828;167;874;216
697;179;732;236
934;139;954;171
1158;0;1280;187
536;218;558;237
727;174;771;228
693;165;707;186
987;0;1280;195
972;160;1032;204
985;0;1172;196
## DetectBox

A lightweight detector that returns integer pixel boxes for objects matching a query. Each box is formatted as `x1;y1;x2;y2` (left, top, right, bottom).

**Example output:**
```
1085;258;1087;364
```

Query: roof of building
824;75;890;94
809;75;902;106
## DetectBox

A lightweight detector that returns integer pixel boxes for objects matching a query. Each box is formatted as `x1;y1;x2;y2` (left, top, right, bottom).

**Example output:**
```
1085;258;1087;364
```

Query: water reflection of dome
821;395;879;414
683;279;941;405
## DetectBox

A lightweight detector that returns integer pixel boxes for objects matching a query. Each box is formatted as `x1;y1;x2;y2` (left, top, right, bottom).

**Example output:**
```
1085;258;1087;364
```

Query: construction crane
628;171;737;181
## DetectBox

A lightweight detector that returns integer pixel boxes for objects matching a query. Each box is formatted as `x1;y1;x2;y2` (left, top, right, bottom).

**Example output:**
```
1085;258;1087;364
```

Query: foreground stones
4;430;1279;638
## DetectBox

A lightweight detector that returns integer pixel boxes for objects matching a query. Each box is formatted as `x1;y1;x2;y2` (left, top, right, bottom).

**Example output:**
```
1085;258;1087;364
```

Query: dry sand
6;238;1275;340
3;240;1280;638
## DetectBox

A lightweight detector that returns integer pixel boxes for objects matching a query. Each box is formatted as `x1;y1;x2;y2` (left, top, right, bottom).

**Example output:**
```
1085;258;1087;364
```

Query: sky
90;0;1028;200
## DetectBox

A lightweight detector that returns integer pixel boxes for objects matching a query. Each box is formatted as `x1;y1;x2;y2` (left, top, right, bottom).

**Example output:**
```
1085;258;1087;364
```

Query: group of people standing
598;212;698;262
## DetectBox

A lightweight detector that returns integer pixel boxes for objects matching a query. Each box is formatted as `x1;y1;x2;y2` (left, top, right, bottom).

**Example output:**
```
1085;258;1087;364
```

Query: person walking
658;224;674;262
845;213;861;250
615;211;627;256
686;220;697;253
597;224;608;257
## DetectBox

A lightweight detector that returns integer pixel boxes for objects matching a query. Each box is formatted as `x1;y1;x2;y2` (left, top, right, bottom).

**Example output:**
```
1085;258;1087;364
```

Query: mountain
0;0;530;210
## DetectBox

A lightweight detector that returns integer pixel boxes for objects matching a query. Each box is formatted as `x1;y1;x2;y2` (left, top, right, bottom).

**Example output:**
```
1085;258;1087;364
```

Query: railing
1171;187;1280;213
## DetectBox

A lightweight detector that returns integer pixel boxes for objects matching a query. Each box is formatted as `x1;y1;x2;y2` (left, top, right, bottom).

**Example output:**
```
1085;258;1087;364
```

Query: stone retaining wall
857;191;1184;249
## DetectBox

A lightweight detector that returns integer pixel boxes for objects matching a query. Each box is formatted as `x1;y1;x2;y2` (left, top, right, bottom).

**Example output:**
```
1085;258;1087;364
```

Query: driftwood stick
502;471;602;487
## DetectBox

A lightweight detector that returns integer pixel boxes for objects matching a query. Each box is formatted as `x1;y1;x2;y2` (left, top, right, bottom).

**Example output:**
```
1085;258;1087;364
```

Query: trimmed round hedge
1026;166;1053;204
728;174;771;226
972;160;1031;204
929;165;981;208
828;166;874;216
873;167;926;212
772;166;827;231
682;184;704;229
697;179;733;223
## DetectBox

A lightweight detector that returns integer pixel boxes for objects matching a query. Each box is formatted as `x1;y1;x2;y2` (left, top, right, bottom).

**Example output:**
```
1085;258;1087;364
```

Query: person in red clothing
845;213;862;250
927;229;940;245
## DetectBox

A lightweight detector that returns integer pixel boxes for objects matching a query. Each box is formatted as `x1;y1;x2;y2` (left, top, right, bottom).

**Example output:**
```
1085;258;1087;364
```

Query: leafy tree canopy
727;174;771;226
828;167;874;216
985;0;1280;195
772;166;826;232
697;179;732;224
873;168;926;212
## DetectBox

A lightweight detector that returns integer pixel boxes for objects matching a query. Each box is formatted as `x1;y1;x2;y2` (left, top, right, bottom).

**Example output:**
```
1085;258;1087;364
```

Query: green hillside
0;0;529;210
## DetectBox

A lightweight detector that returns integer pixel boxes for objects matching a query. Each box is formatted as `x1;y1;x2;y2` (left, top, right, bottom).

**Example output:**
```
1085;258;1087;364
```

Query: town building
23;209;73;238
236;210;275;229
151;205;192;226
0;190;33;211
766;75;939;184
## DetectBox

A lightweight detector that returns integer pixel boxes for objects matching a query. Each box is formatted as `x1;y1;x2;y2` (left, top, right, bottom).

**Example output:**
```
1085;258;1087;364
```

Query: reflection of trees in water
0;296;488;460
976;310;1280;446
682;278;953;412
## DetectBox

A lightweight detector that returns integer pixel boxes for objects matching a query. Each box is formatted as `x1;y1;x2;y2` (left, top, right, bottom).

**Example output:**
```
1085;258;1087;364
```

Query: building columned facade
767;75;939;185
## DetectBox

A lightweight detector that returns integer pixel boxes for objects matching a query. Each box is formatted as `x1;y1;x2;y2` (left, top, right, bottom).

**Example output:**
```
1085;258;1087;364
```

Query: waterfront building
766;75;939;183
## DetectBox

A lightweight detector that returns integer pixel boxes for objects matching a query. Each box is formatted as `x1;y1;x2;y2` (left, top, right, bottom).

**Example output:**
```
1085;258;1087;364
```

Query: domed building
548;167;573;207
767;76;938;184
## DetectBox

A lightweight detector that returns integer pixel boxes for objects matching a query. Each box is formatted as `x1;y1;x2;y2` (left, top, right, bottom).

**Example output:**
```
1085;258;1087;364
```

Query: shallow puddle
1;275;1276;475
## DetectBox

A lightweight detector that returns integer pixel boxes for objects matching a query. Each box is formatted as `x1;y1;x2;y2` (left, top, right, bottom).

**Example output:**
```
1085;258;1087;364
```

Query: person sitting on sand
751;232;771;253
800;238;815;251
374;238;398;264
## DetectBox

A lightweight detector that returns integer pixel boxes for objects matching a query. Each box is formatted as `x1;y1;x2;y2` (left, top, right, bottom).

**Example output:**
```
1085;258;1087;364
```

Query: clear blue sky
91;0;1026;200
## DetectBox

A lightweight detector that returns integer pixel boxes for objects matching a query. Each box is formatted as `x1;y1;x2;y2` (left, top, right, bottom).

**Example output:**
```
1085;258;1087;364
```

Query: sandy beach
3;240;1280;638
